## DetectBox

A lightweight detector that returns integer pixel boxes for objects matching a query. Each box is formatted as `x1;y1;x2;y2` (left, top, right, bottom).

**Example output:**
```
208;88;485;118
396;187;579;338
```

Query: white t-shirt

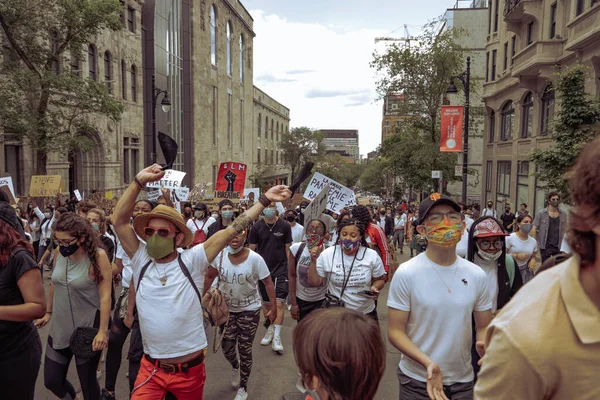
481;208;497;218
116;245;133;289
506;233;538;267
456;229;469;258
186;217;216;237
473;254;499;313
290;223;304;244
464;216;474;231
316;246;386;314
131;243;209;359
290;242;327;302
211;249;270;313
387;253;492;385
377;216;387;230
394;215;406;230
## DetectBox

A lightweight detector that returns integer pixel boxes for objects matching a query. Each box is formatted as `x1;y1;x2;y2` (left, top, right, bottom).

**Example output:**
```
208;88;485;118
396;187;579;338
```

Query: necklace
265;221;276;232
154;262;168;286
427;257;458;293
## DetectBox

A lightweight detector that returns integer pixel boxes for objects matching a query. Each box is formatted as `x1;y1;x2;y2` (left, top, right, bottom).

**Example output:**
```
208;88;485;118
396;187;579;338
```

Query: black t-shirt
0;248;39;357
500;212;515;232
248;218;292;277
547;215;560;251
99;235;115;263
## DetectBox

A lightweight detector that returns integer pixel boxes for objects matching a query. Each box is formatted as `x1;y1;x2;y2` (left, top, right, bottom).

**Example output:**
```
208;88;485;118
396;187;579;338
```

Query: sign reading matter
303;172;356;214
303;184;329;230
146;170;186;189
30;175;62;197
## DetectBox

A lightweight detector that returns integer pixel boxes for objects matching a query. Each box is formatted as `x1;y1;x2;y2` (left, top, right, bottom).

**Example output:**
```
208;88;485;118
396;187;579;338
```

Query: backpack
191;219;208;247
505;254;515;290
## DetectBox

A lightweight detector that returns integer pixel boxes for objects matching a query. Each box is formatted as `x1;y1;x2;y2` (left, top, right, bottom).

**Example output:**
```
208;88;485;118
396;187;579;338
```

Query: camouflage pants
221;309;261;389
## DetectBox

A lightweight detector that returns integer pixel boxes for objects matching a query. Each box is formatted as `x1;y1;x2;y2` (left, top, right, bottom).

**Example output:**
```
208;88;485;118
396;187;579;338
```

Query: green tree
317;153;365;188
0;0;125;174
249;164;274;193
358;158;388;196
530;65;600;202
280;126;324;181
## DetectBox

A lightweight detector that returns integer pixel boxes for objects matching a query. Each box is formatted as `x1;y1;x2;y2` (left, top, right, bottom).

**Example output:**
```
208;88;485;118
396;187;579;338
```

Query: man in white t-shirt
112;164;291;400
387;193;493;400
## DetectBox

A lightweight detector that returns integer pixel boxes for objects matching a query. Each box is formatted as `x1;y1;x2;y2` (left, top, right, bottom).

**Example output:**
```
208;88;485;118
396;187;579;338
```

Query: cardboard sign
215;162;247;194
303;184;329;229
74;189;83;201
147;190;161;202
0;176;15;198
357;197;372;205
242;188;259;202
171;187;190;202
0;185;16;205
146;170;186;189
105;191;114;200
30;175;62;197
303;172;356;214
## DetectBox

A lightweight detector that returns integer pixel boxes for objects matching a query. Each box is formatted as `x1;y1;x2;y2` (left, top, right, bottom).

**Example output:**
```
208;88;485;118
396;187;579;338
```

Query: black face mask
184;211;192;218
487;204;493;208
59;242;80;258
380;211;386;215
286;215;296;222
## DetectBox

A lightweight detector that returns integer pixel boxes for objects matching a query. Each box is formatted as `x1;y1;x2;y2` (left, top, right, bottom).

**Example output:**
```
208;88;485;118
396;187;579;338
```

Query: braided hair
351;205;372;228
335;217;369;248
54;212;103;284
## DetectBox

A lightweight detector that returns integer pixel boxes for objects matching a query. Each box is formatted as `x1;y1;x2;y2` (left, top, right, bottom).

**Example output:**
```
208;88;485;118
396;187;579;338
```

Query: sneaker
272;336;283;354
231;368;240;388
101;389;116;400
261;325;274;346
234;388;248;400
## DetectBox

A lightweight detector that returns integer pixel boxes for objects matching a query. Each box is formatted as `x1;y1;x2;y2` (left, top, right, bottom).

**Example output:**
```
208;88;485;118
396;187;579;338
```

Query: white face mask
476;244;502;261
226;245;244;255
211;213;219;219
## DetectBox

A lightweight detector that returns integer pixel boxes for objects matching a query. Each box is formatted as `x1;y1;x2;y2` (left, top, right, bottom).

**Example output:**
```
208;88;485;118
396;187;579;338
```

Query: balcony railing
504;0;522;17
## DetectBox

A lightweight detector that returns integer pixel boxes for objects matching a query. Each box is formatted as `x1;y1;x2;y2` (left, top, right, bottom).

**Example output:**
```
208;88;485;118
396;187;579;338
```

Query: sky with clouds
245;0;460;156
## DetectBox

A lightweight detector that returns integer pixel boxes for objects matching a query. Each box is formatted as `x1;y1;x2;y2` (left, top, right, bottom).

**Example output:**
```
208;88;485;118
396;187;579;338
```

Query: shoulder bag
321;247;357;308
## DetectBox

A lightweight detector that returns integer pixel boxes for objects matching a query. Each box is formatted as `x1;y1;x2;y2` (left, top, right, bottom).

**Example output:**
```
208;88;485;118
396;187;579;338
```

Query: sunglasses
477;239;504;250
143;227;180;238
234;230;247;237
54;237;79;247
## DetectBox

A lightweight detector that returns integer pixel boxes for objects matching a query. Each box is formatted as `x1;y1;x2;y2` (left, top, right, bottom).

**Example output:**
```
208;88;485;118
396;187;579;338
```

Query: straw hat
133;205;193;248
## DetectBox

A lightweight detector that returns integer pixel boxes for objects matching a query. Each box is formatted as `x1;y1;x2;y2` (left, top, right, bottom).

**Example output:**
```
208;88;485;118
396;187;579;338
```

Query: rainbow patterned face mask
423;219;463;248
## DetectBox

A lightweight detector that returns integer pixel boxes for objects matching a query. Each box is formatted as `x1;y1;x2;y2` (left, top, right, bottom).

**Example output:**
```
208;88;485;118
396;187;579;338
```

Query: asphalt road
34;250;410;400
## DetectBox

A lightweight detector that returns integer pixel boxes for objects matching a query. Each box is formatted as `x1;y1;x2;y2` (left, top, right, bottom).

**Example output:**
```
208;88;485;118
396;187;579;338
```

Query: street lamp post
446;56;470;205
151;74;171;164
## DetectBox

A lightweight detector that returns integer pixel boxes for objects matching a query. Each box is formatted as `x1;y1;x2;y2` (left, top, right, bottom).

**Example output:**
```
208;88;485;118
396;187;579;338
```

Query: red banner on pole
216;162;247;194
440;106;464;152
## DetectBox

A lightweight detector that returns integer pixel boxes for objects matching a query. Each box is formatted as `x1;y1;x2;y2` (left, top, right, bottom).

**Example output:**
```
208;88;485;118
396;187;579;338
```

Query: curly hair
76;200;98;216
54;212;103;283
0;220;34;266
87;208;107;235
351;205;372;227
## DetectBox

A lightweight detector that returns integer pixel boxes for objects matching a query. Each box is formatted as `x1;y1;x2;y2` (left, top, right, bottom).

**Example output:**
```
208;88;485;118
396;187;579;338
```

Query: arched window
540;84;554;136
239;34;244;82
210;5;217;66
521;92;533;138
88;45;97;81
226;21;232;76
104;51;112;93
121;59;127;100
488;111;495;143
500;101;514;141
265;116;268;138
131;65;137;102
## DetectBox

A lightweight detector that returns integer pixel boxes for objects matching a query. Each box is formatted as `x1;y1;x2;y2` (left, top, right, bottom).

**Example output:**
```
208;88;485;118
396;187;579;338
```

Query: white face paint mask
476;244;502;261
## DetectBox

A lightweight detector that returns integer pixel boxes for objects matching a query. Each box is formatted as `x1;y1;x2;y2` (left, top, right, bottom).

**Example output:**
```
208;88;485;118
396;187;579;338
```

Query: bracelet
134;176;144;190
290;305;299;310
46;311;52;314
258;194;271;207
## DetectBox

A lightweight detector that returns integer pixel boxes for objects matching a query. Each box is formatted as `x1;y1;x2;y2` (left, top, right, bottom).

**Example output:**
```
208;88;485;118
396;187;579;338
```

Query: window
104;51;112;94
121;60;127;100
4;144;21;195
271;150;274;165
127;7;135;33
517;161;529;210
540;84;555;136
511;36;516;66
527;21;534;45
276;122;279;142
496;161;512;200
271;120;274;140
503;42;508;71
130;65;137;102
485;160;493;200
485;52;489;82
488;1;492;34
227;93;232;146
257;148;261;164
88;45;97;81
212;86;218;145
265;116;268;138
120;0;125;25
239;35;244;82
210;6;217;66
521;92;534;138
550;3;557;39
70;55;80;78
51;31;60;74
491;50;497;81
240;99;244;147
489;111;495;142
276;151;279;165
258;113;262;138
576;0;585;15
494;0;499;32
123;137;140;184
500;101;514;140
226;21;232;76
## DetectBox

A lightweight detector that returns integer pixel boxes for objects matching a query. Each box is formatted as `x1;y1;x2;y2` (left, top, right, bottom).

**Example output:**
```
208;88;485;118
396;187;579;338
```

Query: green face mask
146;233;175;260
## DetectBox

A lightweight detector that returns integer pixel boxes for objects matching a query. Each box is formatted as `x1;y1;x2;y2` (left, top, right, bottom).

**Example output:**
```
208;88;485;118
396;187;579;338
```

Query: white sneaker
272;336;283;353
261;325;274;346
231;368;240;388
234;387;248;400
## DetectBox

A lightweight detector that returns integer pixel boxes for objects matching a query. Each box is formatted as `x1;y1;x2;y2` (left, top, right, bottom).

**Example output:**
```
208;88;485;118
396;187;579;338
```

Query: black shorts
296;297;323;321
259;275;288;302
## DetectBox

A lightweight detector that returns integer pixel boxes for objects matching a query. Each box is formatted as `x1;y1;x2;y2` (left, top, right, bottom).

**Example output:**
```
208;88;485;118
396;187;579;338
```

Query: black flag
158;131;178;170
288;162;314;195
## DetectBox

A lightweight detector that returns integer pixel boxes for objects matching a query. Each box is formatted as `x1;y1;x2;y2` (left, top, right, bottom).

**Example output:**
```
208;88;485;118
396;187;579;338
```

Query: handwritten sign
30;175;62;197
303;172;356;214
0;176;15;198
214;191;240;199
146;170;186;189
74;189;83;201
171;187;190;202
303;184;329;230
242;188;259;202
105;191;114;200
147;190;161;202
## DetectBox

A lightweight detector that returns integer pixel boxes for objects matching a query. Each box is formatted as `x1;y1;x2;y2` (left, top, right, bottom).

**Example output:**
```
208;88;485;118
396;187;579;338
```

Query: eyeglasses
143;227;179;238
426;211;462;224
477;239;504;250
550;197;560;202
54;237;78;247
234;230;246;237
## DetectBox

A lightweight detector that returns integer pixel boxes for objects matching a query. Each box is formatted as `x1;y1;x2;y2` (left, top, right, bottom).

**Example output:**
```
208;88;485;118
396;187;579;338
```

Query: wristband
258;194;271;207
134;176;144;190
46;311;52;314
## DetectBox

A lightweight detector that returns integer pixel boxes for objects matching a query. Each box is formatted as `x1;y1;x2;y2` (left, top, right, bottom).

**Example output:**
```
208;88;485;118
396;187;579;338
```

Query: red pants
131;355;206;400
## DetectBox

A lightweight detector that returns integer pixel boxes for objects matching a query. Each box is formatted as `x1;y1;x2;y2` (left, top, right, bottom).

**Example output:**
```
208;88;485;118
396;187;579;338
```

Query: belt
144;350;206;373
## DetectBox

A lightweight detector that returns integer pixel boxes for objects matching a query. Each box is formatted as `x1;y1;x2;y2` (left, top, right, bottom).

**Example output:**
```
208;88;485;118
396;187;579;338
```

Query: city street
34;250;410;400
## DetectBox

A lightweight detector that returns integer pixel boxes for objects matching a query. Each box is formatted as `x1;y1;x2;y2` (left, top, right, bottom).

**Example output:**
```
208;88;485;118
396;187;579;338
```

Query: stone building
253;86;291;185
482;0;600;215
381;93;412;143
320;129;360;163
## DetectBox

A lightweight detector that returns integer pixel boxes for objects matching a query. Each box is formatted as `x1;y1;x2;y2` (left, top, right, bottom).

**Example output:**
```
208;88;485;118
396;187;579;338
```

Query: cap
193;202;207;211
473;218;509;238
218;199;234;209
418;193;461;225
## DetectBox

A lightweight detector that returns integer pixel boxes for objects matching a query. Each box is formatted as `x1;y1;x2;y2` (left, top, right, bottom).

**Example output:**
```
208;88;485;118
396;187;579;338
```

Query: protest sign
146;170;186;189
74;189;83;201
214;191;241;200
303;172;356;214
0;176;15;198
303;184;329;228
105;191;114;200
0;185;16;205
147;190;161;202
276;202;286;215
216;162;247;194
30;175;62;197
171;187;190;202
242;188;259;202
